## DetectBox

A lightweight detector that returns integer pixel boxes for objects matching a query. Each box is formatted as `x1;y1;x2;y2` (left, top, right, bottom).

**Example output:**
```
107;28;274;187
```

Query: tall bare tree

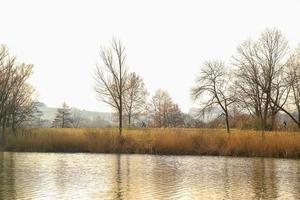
234;28;288;130
191;60;234;133
123;72;148;128
94;39;128;136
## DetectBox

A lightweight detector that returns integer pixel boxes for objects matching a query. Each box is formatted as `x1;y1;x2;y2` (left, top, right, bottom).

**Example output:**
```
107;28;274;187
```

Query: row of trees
2;28;298;141
191;28;300;133
94;39;194;136
52;90;200;129
0;45;35;144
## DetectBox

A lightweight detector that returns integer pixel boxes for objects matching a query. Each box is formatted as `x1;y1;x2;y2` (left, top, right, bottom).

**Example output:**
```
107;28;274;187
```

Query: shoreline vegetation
2;128;300;159
2;30;300;161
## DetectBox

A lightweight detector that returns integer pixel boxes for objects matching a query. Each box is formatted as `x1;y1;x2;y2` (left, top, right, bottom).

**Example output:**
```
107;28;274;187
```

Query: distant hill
35;102;113;127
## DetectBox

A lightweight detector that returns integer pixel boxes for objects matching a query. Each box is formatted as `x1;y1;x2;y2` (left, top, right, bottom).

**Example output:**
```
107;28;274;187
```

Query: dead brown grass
4;128;300;158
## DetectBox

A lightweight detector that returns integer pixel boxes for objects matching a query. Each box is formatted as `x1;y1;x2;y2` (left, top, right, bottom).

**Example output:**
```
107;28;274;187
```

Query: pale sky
1;0;300;112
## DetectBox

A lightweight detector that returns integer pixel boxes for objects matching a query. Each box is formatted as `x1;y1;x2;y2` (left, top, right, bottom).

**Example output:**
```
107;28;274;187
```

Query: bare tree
191;60;234;133
150;89;184;127
165;103;185;127
123;72;148;128
0;45;35;144
151;89;170;127
8;64;35;132
233;40;264;128
233;28;288;130
272;46;300;128
94;38;128;136
0;45;15;143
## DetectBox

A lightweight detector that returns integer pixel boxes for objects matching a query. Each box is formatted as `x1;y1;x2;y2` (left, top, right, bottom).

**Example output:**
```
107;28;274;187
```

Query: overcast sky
1;0;300;112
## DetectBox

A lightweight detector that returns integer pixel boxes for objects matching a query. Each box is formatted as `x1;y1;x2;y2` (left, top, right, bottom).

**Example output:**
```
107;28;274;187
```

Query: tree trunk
225;111;230;133
0;120;6;147
0;128;4;147
119;109;122;136
128;114;131;128
262;111;267;131
262;93;270;131
270;113;276;131
12;113;17;134
259;114;265;138
298;111;300;129
62;114;65;128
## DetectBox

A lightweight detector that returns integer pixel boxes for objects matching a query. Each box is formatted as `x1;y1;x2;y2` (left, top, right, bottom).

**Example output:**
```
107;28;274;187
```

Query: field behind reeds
3;128;300;158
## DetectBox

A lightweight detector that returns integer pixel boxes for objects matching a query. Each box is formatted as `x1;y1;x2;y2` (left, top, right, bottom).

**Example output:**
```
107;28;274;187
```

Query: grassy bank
3;128;300;158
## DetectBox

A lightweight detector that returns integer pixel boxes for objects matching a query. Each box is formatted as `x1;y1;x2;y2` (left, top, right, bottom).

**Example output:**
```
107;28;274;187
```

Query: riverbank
2;128;300;158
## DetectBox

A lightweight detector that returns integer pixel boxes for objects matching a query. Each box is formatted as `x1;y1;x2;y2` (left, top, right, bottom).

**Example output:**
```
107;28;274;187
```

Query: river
1;152;300;199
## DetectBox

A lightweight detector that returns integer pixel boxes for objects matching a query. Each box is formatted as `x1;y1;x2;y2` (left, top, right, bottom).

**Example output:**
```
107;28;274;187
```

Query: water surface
1;152;300;199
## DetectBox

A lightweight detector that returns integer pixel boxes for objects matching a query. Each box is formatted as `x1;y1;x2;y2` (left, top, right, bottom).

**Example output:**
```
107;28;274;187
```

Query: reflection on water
1;152;300;199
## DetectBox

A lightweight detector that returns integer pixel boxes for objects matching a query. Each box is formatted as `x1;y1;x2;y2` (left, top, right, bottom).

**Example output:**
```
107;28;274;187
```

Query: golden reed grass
3;128;300;158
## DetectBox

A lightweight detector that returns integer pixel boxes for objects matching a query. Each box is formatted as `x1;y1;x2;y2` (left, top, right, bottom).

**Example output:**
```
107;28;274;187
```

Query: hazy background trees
0;45;35;144
149;89;184;127
52;102;73;128
71;109;83;128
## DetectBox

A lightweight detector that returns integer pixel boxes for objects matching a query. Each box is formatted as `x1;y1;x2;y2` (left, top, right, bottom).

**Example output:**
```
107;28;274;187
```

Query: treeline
192;28;300;132
48;96;201;129
94;29;300;134
49;102;110;128
0;45;35;144
1;28;300;143
94;39;205;135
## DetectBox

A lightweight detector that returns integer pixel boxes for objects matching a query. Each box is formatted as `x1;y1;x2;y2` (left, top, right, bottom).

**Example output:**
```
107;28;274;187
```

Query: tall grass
3;128;300;158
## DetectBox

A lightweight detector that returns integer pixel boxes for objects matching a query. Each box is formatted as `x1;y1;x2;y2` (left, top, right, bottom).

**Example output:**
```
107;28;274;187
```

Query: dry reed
3;128;300;158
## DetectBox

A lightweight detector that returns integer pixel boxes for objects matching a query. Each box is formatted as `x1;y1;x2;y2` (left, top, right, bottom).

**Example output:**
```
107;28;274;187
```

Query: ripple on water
1;152;300;199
